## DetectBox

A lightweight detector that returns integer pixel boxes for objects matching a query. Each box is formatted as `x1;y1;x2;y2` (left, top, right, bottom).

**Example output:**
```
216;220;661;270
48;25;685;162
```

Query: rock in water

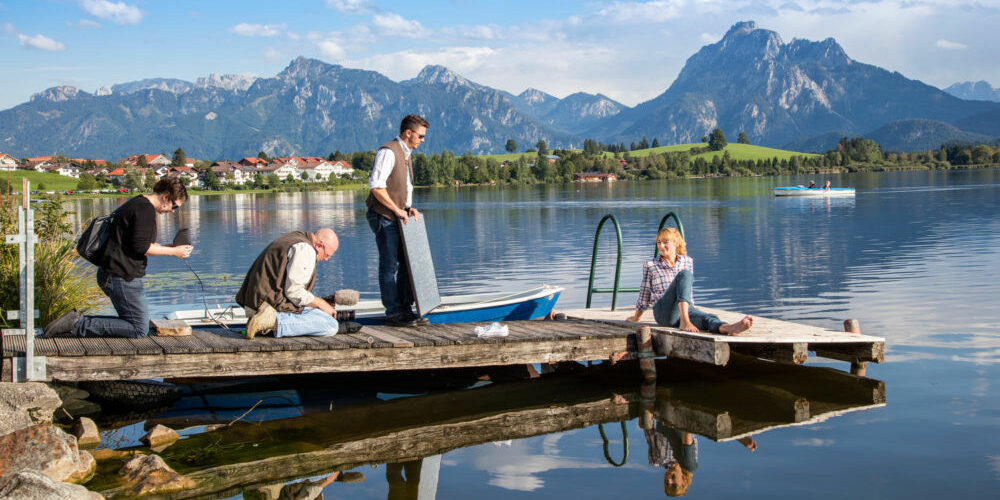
141;424;179;449
119;454;194;496
0;469;104;500
74;417;101;448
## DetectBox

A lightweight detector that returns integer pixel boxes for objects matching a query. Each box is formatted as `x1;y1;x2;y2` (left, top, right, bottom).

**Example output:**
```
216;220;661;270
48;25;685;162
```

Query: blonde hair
656;227;687;256
663;468;694;497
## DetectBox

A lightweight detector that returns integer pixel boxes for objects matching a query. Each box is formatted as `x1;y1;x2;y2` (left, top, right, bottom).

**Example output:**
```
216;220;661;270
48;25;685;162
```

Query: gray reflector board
399;215;441;317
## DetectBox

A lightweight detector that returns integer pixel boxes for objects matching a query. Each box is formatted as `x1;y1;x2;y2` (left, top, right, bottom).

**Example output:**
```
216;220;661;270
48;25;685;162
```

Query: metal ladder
585;212;685;309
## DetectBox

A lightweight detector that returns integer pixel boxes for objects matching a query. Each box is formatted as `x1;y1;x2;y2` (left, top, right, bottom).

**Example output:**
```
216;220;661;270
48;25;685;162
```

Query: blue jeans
366;209;414;318
276;307;339;337
74;268;150;338
651;270;723;333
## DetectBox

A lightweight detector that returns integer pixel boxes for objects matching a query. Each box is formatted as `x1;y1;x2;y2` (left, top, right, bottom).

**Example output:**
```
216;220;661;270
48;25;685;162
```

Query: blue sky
1;0;998;110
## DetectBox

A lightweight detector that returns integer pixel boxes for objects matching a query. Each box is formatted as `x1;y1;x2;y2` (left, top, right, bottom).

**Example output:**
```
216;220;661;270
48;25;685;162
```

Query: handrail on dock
585;212;685;309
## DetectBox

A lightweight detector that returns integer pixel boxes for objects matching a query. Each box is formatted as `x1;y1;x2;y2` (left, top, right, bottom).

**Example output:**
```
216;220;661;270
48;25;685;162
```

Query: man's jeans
276;307;339;337
366;209;414;318
651;269;723;333
74;268;150;338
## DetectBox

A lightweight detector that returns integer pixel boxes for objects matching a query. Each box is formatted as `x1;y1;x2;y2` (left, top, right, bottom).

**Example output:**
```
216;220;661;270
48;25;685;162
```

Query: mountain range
1;20;997;160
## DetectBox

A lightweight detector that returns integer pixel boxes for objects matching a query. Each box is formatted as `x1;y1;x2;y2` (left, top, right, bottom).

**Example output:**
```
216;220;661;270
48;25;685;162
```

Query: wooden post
844;319;866;376
843;319;861;334
639;381;656;430
637;326;656;382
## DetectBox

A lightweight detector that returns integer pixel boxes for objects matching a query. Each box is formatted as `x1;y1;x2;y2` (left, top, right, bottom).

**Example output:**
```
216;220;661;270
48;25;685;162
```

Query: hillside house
121;154;170;167
0;153;18;170
298;161;337;182
238;157;266;167
44;162;83;178
329;160;354;178
168;167;200;186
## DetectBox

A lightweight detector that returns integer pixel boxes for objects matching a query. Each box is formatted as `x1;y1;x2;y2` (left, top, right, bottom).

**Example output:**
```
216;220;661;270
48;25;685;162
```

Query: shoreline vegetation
3;136;1000;200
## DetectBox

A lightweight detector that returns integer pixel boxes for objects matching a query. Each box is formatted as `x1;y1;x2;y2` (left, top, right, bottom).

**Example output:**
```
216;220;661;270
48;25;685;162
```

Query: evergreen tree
505;139;518;153
257;151;270;162
171;148;186;167
535;139;549;156
651;138;660;148
737;132;750;144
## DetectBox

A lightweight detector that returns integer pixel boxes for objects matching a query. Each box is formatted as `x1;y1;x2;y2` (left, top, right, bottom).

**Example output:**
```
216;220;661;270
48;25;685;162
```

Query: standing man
44;177;194;338
366;114;431;327
236;228;360;338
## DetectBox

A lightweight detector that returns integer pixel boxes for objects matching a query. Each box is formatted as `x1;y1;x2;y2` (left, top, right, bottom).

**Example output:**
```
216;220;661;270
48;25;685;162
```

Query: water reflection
88;356;883;499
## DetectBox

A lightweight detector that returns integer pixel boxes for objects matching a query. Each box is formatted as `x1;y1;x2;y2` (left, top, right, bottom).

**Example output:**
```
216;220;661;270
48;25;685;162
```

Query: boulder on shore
0;469;104;500
119;454;194;496
0;424;96;485
0;383;62;437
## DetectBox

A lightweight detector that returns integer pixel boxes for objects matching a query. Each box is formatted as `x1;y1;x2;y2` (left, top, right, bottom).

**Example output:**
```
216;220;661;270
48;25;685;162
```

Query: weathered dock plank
562;306;885;366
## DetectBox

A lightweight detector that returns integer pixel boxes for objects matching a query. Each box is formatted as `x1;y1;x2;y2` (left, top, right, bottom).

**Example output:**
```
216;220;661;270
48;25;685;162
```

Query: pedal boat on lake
773;186;856;197
165;284;563;327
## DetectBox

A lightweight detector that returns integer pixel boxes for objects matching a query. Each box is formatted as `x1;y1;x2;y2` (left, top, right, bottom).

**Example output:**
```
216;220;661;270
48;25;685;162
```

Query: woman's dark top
100;195;156;281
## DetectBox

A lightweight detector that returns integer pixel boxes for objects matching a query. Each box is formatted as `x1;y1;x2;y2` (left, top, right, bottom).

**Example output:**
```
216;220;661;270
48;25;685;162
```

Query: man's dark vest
365;139;410;219
235;231;316;313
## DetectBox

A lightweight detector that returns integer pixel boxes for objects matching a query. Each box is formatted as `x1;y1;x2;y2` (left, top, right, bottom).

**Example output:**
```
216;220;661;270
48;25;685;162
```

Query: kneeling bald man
236;228;360;338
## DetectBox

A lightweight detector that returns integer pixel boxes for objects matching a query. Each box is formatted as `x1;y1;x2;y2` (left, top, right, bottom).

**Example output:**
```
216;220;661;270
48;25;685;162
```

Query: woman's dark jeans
73;268;150;338
651;269;723;333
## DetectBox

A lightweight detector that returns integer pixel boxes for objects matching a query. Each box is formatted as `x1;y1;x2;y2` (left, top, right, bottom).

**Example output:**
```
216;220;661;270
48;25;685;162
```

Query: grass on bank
1;169;80;191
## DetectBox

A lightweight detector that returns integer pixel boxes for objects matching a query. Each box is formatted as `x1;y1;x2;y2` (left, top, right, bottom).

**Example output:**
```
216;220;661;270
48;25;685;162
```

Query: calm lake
65;169;1000;499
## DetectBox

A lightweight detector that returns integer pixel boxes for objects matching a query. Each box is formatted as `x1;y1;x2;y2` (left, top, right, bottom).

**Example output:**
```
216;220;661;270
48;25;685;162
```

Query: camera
335;310;355;322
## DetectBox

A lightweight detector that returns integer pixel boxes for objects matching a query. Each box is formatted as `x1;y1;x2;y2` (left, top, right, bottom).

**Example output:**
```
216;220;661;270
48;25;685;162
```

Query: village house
121;154;171;167
44;162;83;178
297;161;338;182
573;172;618;183
168;167;200;186
105;168;126;185
153;166;172;178
272;162;299;180
0;153;18;170
328;160;354;178
238;157;266;167
209;163;248;185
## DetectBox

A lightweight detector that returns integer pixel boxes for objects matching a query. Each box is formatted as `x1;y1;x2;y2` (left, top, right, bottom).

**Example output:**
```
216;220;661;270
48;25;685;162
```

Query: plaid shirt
636;255;694;311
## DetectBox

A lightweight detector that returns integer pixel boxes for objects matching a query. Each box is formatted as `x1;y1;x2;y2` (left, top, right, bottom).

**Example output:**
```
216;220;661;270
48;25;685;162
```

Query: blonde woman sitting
626;228;753;335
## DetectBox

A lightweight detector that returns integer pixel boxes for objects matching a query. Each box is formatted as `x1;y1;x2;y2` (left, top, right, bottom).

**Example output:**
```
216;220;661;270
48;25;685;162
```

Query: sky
1;0;998;111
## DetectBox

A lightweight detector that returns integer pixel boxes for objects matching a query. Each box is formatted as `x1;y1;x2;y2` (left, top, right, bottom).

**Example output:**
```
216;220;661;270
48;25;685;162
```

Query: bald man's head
313;228;339;262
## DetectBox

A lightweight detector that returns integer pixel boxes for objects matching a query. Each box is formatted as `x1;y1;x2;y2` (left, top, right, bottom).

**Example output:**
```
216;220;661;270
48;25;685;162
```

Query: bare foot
678;320;700;333
719;315;753;335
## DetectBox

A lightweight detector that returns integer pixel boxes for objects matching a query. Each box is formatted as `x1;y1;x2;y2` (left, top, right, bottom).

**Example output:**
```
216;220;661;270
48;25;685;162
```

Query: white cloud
791;438;835;447
229;23;286;37
69;19;102;29
326;0;375;15
596;0;686;24
3;22;16;35
18;33;66;51
371;13;432;38
935;39;967;50
312;34;347;59
80;0;143;25
263;48;284;63
701;32;720;44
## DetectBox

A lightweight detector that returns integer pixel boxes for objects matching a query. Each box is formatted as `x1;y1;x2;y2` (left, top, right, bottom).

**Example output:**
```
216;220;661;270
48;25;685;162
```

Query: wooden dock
1;308;884;382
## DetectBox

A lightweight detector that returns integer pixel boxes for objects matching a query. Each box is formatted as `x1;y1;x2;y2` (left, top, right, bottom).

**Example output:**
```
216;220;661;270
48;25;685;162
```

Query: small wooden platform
561;306;885;367
1;308;885;382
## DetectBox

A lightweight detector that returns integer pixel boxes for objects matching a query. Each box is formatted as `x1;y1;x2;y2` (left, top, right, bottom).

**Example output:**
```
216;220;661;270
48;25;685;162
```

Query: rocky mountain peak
944;81;1000;102
413;65;471;87
195;73;258;92
519;88;556;104
279;56;338;80
30;86;87;103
